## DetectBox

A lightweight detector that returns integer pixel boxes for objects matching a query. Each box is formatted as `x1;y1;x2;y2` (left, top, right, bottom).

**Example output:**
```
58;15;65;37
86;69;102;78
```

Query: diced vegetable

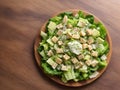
88;37;94;44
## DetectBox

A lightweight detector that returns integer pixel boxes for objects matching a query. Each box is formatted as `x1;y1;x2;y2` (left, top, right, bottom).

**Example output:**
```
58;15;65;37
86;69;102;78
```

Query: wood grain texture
0;0;120;90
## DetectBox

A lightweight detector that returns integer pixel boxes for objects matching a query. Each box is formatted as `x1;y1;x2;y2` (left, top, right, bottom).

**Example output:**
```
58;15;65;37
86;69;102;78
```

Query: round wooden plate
34;10;112;87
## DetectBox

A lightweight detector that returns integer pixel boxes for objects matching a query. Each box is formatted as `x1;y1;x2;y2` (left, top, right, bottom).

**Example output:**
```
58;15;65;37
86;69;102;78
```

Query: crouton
77;54;84;60
91;51;98;57
82;44;88;49
56;23;63;29
52;63;58;69
67;31;80;39
67;23;73;28
57;30;63;35
74;61;83;69
80;31;86;36
77;20;85;27
56;48;64;53
80;38;86;44
63;54;70;60
86;29;93;35
61;64;68;71
56;57;62;64
58;41;63;45
47;50;53;56
71;58;78;64
72;33;80;39
51;36;58;43
47;58;58;69
88;45;93;51
91;60;98;67
85;60;92;66
88;37;94;44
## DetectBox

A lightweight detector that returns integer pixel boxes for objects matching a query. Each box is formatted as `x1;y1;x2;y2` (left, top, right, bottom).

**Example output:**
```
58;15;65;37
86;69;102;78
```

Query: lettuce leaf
85;15;94;24
97;23;107;39
41;63;62;75
78;11;85;18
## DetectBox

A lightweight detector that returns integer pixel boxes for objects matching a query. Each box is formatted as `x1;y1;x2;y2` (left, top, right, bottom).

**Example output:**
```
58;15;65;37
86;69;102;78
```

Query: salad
37;11;109;83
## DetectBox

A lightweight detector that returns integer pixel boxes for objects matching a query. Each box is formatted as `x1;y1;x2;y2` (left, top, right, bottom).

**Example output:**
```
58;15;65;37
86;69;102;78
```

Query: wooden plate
34;10;112;87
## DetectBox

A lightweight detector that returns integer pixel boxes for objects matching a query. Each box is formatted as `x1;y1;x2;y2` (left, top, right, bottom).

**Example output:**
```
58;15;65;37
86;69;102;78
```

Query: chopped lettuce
97;23;107;39
96;41;109;55
85;15;94;24
42;63;62;75
98;60;107;69
78;11;85;18
50;16;62;24
67;18;78;27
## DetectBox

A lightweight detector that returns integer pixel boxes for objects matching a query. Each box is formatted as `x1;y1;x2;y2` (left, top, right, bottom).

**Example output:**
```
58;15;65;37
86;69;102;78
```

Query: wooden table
0;0;120;90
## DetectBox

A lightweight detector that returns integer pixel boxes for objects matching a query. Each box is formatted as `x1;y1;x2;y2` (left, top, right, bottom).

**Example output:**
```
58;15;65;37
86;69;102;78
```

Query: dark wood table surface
0;0;120;90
